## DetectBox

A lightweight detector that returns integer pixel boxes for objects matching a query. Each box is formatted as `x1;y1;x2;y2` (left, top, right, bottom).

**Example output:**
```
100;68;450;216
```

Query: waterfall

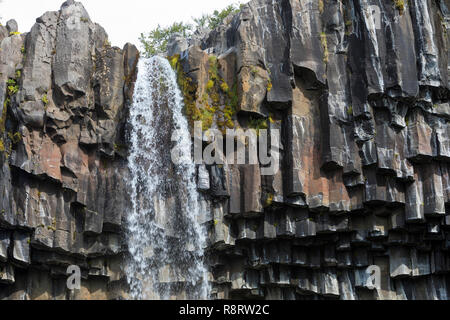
125;56;209;300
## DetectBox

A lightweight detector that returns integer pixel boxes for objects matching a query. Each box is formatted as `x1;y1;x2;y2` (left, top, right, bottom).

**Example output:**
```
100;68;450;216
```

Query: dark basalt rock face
0;0;450;300
0;0;138;299
172;0;450;300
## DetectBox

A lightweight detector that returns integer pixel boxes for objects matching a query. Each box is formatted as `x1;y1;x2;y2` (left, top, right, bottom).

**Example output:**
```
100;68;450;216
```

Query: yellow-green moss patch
168;54;238;133
393;0;405;14
320;32;329;64
319;0;324;14
249;117;268;136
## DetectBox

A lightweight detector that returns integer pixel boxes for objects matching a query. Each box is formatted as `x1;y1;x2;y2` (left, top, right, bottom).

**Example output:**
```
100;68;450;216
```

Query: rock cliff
1;0;450;300
170;0;450;300
0;0;138;299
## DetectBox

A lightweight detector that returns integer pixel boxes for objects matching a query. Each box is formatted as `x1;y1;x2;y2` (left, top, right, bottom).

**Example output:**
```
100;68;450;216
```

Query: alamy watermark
366;265;381;290
67;265;81;290
171;121;280;176
65;265;381;292
367;5;382;30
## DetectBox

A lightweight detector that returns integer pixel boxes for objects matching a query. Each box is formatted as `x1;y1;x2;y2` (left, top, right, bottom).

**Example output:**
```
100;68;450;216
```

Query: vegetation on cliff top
140;22;192;57
140;3;244;57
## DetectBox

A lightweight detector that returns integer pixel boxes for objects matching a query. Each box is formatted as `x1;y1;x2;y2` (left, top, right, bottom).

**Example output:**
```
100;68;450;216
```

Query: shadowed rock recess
1;0;450;300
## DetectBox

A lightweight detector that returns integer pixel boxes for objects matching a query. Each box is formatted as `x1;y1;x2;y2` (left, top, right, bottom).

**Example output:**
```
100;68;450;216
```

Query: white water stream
125;56;209;300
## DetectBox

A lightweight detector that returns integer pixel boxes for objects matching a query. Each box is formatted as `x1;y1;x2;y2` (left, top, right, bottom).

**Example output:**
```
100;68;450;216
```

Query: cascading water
125;56;210;300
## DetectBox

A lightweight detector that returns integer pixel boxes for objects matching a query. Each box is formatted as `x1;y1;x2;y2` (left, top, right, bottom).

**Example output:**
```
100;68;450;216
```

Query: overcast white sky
0;0;243;48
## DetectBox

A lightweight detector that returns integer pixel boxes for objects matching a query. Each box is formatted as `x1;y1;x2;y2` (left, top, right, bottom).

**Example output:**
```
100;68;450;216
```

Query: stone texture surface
0;0;138;300
1;0;450;301
172;0;450;300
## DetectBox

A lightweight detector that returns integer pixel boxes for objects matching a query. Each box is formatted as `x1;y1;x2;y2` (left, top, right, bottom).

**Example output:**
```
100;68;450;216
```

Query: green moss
347;106;353;116
9;32;20;36
7;132;21;144
220;81;229;93
169;54;238;133
12;132;21;144
1;98;8;134
80;17;89;23
249;117;268;136
168;54;200;128
208;56;219;80
21;45;25;54
393;0;405;14
7;78;19;96
206;80;215;91
0;139;4;152
267;80;273;92
264;193;274;208
200;107;215;131
42;94;49;108
169;54;179;69
320;32;329;64
319;0;324;14
228;82;239;110
7;86;18;96
15;70;21;79
114;143;126;152
269;115;275;124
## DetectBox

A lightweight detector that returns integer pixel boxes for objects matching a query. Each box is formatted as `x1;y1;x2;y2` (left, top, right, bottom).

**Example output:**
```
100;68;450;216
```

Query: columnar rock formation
1;0;450;300
0;0;138;299
170;0;450;300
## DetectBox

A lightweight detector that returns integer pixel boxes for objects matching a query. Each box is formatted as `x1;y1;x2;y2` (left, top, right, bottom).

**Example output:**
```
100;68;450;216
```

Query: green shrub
208;4;243;30
140;22;192;57
140;3;244;57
